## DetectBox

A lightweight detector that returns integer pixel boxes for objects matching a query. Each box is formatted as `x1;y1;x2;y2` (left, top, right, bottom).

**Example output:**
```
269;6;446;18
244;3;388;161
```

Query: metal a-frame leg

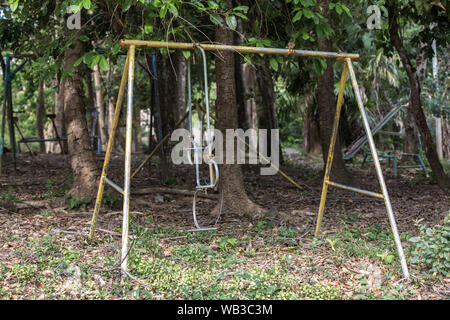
88;46;136;275
120;45;136;273
314;59;409;279
88;49;131;240
315;62;348;237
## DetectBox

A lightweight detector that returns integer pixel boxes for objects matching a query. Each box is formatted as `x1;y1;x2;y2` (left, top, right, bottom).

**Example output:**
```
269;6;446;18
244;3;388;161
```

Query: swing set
0;54;67;174
87;40;410;280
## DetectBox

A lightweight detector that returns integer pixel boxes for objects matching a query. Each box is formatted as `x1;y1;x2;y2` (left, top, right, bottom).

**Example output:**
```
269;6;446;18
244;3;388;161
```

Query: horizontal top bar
120;40;359;60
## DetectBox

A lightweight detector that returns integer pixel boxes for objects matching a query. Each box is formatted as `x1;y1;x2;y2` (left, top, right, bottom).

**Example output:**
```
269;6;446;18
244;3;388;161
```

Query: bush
408;214;450;277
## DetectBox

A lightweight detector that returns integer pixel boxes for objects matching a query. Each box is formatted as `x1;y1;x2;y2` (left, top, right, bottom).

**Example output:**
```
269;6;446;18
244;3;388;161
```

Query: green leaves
269;57;278;72
210;14;224;25
225;15;237;30
144;21;154;34
293;10;303;22
312;58;327;76
9;0;19;12
74;52;110;72
182;50;191;60
408;215;450;277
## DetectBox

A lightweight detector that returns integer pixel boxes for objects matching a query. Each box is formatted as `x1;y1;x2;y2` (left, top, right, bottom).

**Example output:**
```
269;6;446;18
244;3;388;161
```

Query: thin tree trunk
63;13;99;198
242;63;258;133
234;18;249;131
214;0;264;218
404;43;427;154
304;103;322;155
54;78;67;153
388;5;450;190
442;114;450;159
106;59;115;137
93;64;107;152
37;81;46;153
255;57;283;164
86;70;95;125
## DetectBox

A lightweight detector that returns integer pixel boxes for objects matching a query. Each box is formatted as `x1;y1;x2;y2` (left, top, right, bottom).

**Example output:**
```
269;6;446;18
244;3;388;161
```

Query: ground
0;151;448;300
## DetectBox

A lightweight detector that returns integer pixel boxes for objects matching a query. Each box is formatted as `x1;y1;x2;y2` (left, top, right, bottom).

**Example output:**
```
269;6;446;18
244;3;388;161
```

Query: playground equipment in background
1;54;30;173
343;102;428;177
0;54;68;175
87;40;410;280
361;133;427;177
17;113;66;154
344;102;406;160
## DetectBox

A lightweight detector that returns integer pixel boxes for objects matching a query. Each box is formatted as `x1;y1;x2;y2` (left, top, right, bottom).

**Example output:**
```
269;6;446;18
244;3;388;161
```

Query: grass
0;215;445;300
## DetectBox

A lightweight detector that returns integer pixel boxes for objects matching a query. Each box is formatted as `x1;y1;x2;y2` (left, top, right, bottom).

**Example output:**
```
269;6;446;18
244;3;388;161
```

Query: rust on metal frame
120;40;359;61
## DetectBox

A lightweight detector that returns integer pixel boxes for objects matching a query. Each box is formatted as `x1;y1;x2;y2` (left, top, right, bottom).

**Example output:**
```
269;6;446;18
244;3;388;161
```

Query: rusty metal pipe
120;40;359;60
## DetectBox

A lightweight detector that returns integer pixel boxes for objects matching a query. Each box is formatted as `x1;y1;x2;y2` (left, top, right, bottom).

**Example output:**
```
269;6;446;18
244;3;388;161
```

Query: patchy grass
0;154;448;300
2;215;448;300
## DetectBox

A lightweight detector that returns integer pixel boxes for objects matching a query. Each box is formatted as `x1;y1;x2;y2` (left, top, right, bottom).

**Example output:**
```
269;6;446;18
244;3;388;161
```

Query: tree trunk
53;78;67;153
442;114;450;159
106;59;115;138
156;50;186;180
255;57;283;164
388;5;450;190
403;108;419;154
86;70;95;128
404;43;427;154
317;36;351;184
234;18;250;131
158;50;186;136
63;16;99;199
242;63;258;134
36;81;46;153
93;64;107;152
214;0;264;218
304;103;322;155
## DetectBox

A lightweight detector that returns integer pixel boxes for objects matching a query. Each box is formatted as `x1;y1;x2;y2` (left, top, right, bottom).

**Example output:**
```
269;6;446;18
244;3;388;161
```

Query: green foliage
409;215;450;277
67;195;91;210
103;193;122;208
0;188;20;202
11;264;38;283
218;237;238;252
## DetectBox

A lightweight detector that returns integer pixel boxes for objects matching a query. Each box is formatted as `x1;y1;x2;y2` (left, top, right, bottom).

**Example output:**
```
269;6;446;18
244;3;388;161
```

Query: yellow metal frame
88;40;409;279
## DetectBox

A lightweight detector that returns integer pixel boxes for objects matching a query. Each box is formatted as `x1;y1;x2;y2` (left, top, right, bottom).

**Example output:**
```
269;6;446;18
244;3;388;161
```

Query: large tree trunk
156;50;186;180
317;36;351;184
93;64;107;152
388;5;450;190
214;0;264;218
158;50;186;136
36;81;46;153
63;16;99;198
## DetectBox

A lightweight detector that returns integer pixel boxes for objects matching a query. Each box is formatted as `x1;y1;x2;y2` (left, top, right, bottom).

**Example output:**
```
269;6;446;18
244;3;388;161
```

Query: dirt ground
0;152;448;299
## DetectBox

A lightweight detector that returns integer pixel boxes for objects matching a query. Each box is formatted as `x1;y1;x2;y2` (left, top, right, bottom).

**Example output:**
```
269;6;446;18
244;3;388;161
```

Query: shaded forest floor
0;151;448;300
